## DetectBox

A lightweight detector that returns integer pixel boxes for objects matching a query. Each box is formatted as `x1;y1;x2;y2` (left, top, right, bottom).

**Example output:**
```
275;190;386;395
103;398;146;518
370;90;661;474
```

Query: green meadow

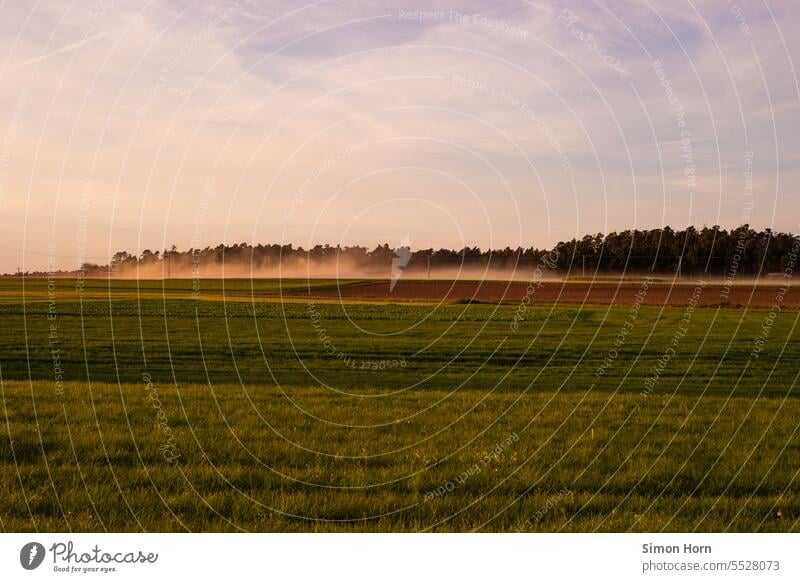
0;278;798;531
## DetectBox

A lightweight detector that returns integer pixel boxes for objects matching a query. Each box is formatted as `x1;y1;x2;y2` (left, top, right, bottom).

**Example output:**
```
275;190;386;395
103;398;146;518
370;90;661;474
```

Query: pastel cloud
0;0;797;271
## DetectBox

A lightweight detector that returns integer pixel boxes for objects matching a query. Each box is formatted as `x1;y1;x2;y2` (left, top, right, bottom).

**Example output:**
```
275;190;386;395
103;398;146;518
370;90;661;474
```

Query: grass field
0;277;798;531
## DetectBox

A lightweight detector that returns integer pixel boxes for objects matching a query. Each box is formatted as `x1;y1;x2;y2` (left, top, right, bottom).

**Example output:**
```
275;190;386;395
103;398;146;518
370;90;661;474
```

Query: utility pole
582;255;586;277
427;256;431;280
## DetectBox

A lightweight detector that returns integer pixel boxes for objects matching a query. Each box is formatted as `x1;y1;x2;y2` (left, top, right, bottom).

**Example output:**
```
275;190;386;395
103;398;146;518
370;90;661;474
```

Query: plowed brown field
290;279;799;307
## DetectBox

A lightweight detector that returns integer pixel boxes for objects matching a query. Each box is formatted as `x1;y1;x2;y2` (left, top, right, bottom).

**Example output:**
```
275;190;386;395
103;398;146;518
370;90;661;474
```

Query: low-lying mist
107;258;549;282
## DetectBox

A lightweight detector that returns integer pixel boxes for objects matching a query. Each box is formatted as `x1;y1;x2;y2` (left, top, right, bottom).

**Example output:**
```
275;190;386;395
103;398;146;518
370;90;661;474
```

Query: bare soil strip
290;280;800;308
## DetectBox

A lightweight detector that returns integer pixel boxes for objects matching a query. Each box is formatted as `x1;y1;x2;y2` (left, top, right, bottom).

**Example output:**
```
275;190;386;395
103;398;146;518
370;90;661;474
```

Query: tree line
11;224;799;277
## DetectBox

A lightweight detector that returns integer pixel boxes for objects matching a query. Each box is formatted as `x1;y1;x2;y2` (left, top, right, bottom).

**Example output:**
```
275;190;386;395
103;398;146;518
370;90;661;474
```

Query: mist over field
15;225;800;286
106;261;552;282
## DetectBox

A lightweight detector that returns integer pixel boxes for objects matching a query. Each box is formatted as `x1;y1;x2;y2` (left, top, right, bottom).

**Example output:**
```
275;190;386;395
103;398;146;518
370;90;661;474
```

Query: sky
0;0;798;272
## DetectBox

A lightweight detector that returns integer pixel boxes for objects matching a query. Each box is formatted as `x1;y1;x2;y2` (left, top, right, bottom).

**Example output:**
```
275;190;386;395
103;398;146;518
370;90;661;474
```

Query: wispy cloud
0;0;798;271
11;31;108;68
